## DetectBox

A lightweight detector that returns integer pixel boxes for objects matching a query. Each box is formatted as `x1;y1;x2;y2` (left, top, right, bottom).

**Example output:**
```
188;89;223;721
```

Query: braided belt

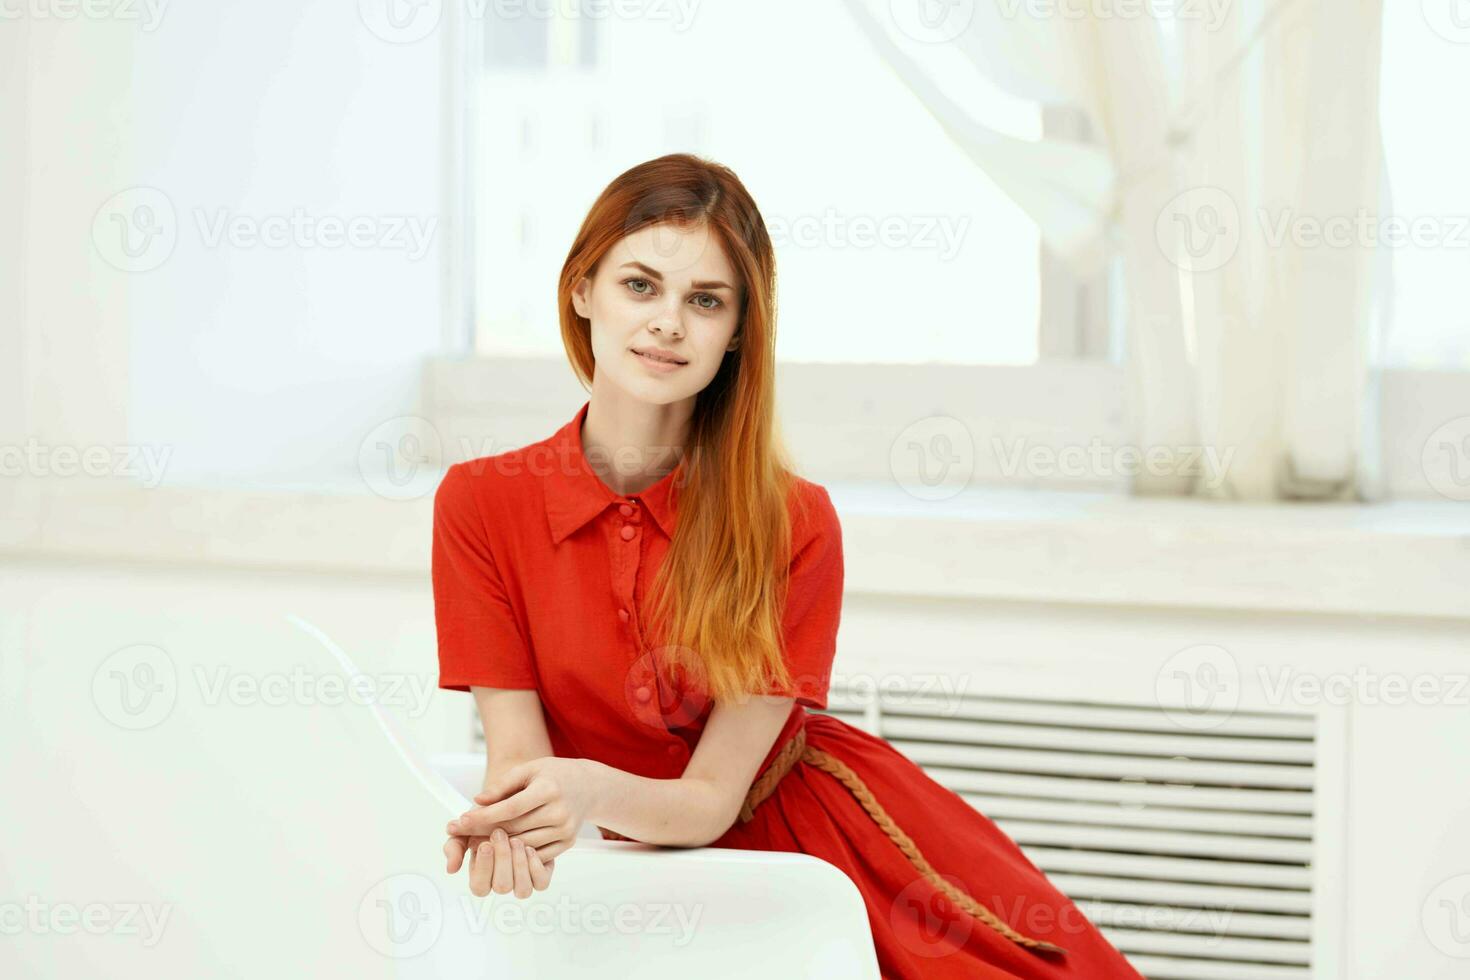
598;717;1067;957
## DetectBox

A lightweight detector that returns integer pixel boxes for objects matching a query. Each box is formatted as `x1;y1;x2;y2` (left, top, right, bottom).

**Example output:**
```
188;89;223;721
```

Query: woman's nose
649;305;683;336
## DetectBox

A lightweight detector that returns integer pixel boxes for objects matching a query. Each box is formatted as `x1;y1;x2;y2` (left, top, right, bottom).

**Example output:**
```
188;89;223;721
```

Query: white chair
295;615;882;979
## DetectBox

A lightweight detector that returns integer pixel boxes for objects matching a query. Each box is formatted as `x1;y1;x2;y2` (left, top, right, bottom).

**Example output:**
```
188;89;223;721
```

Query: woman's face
573;221;743;407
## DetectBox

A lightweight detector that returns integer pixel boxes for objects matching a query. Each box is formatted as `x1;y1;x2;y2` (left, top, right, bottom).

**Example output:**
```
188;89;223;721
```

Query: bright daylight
3;1;1469;978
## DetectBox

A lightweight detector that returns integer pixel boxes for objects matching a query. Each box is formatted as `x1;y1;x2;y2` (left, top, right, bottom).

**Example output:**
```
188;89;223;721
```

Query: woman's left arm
591;691;796;846
449;692;795;852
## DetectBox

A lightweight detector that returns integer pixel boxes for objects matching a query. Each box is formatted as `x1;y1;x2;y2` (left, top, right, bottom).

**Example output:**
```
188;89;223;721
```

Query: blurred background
3;1;1469;977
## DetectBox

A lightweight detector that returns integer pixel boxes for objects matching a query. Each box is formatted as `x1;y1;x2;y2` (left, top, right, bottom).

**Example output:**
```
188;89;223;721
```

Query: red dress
433;399;1143;980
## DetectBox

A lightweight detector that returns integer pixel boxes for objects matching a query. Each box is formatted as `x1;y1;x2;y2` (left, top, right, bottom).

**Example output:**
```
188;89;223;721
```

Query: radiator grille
815;683;1319;979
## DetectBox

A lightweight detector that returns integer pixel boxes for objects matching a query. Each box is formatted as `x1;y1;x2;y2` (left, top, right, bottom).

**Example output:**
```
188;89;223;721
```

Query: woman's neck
580;394;693;497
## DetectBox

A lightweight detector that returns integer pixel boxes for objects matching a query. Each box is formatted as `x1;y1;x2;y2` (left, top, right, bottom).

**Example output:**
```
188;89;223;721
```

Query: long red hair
557;153;813;705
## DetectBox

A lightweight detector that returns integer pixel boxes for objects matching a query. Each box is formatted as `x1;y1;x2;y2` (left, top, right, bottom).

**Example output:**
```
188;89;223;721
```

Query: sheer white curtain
838;0;1116;270
843;0;1192;493
843;0;1387;500
1175;0;1385;500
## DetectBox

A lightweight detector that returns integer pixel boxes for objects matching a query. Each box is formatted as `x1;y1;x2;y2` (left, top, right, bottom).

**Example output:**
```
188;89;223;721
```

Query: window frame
445;4;1470;503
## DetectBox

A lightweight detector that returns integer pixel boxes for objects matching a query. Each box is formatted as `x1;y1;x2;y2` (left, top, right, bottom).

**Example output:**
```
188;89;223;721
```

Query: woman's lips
631;348;686;373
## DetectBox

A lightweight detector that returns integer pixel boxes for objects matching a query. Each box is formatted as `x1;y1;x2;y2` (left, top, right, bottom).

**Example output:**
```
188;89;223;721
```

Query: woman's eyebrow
619;261;734;292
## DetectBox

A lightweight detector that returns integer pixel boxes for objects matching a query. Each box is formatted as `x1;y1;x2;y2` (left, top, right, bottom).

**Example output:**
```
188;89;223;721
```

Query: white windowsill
825;482;1470;622
2;474;1467;622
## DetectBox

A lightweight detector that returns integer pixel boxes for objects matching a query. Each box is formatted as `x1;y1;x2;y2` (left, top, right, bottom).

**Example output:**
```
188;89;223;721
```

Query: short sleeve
431;462;538;693
768;484;845;710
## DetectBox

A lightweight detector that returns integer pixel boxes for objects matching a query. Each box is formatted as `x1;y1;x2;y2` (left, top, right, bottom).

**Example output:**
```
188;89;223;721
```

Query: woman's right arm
443;686;557;898
472;686;554;788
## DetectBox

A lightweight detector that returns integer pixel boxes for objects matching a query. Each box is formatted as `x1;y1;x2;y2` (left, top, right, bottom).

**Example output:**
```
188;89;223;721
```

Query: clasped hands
443;756;600;898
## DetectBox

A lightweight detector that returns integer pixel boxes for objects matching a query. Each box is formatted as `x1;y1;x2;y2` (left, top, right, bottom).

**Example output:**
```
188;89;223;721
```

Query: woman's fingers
497;804;559;837
507;826;564;851
526;845;553;892
455;828;554;898
444;835;469;873
534;838;575;865
490;830;514;895
450;782;551;838
450;835;493;875
510;838;533;899
469;839;495;897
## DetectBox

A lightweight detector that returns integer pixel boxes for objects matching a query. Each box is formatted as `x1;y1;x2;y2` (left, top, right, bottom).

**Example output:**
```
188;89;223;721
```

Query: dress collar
543;400;684;545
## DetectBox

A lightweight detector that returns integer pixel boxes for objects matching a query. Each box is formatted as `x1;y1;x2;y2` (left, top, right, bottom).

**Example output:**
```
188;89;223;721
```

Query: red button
635;686;652;703
617;609;629;622
620;526;636;541
619;504;634;517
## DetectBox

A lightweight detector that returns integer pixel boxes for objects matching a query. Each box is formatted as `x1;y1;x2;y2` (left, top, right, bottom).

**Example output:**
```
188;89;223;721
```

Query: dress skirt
707;712;1146;980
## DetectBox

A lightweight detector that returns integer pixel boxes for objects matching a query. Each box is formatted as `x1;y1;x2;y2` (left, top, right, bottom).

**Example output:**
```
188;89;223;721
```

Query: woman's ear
571;276;592;319
726;332;742;352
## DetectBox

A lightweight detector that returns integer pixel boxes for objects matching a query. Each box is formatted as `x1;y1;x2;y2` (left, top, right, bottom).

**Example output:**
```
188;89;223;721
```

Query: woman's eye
623;278;719;309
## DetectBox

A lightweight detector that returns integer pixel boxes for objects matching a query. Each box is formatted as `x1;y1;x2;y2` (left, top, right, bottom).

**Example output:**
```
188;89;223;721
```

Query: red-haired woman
433;153;1144;979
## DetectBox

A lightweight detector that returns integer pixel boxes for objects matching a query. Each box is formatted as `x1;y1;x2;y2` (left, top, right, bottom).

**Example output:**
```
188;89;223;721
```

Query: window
467;0;1116;367
1378;4;1470;370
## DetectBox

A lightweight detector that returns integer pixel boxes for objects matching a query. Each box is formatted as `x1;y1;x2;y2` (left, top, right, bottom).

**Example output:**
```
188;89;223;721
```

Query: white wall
833;592;1470;978
3;554;1468;975
0;557;448;976
2;1;451;488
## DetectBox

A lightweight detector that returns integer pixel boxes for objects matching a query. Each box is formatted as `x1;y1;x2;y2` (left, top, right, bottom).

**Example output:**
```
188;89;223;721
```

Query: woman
432;153;1143;979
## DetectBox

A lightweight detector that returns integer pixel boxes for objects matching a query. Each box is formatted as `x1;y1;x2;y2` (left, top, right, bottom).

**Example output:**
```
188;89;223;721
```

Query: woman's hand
444;828;554;898
447;757;604;870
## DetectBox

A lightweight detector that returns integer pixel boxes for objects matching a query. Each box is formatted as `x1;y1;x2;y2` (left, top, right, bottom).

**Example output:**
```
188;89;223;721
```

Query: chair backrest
9;565;877;979
287;615;881;979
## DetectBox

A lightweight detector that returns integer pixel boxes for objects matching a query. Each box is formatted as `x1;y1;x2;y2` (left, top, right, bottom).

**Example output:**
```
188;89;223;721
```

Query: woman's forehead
606;221;737;286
